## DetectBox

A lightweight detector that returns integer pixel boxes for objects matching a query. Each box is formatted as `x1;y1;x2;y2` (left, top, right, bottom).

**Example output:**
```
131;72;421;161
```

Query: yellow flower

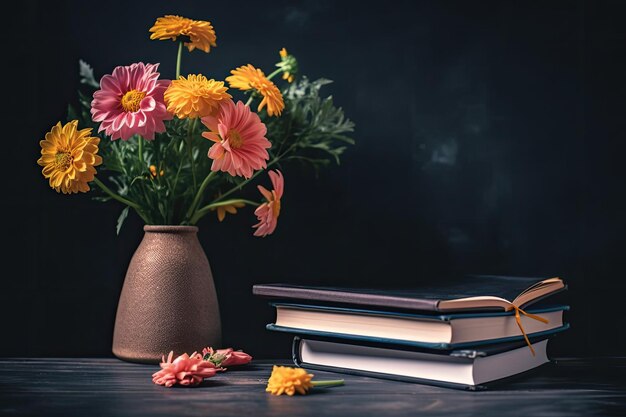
277;48;297;83
164;75;232;119
226;65;285;117
37;121;102;194
149;165;164;178
266;366;314;396
211;202;245;222
149;15;217;53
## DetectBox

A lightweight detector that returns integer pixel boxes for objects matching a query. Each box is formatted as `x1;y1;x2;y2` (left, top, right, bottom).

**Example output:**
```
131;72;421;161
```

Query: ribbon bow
505;304;549;356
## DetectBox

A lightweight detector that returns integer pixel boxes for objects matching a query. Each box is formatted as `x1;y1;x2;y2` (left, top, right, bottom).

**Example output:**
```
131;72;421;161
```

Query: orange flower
266;366;314;396
226;64;285;116
265;365;344;396
149;15;217;53
211;201;245;222
164;75;231;119
37;121;102;194
149;165;164;178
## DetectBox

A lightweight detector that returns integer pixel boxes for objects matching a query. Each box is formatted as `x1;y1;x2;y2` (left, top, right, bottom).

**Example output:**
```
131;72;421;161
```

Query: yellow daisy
226;65;285;117
164;75;232;119
37;121;102;194
266;366;314;396
149;15;217;53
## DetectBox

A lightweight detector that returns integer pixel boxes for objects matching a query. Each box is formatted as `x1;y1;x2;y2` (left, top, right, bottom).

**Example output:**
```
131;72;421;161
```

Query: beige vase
112;225;221;363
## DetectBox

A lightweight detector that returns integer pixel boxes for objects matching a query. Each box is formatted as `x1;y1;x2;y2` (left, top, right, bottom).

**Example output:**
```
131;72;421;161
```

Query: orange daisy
149;15;217;53
226;64;285;117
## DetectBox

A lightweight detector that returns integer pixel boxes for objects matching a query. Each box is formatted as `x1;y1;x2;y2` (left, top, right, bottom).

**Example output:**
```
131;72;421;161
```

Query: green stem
190;199;259;225
185;171;216;221
187;118;197;190
137;136;144;165
245;94;255;107
311;379;344;388
93;178;150;223
266;68;282;81
176;41;183;79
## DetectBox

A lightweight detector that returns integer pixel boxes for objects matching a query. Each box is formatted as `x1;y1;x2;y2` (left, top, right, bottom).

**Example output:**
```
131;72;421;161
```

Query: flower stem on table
311;380;344;388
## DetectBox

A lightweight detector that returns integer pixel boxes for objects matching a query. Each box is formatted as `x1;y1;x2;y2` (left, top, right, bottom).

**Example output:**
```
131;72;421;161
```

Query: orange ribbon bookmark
506;304;549;356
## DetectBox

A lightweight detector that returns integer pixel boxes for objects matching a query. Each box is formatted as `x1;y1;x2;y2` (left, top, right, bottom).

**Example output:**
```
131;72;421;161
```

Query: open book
253;276;565;312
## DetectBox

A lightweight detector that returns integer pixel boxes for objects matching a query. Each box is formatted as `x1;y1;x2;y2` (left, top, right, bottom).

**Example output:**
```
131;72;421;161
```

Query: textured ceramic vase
112;225;221;363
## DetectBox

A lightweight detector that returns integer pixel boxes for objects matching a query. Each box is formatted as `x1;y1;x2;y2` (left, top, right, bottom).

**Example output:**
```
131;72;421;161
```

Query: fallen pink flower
202;347;253;368
152;351;220;387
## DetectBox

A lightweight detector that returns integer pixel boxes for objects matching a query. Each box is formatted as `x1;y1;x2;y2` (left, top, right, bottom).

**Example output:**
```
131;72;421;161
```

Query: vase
112;225;221;363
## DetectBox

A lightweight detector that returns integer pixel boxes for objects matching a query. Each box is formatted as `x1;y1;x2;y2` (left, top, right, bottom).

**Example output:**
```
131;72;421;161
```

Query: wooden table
1;358;625;416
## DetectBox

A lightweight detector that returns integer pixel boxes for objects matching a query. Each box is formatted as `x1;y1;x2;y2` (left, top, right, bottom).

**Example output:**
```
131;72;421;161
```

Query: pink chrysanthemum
201;99;271;178
253;170;284;237
202;347;253;368
91;63;172;141
152;351;220;387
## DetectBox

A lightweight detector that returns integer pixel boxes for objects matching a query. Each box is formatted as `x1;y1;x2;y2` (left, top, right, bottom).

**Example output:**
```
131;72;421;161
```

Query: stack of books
253;276;569;390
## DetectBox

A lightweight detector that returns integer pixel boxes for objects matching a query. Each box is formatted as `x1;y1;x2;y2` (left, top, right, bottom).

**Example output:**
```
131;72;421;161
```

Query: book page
439;277;563;310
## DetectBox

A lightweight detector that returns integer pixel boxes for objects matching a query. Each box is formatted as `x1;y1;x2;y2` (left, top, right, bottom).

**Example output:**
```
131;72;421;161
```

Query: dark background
4;0;625;359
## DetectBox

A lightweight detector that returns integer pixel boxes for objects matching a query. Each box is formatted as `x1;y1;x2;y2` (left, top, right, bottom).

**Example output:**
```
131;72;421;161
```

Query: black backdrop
4;0;625;358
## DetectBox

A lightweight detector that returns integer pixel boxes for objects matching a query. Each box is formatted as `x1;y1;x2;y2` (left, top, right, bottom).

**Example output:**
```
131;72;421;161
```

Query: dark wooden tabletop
1;358;625;416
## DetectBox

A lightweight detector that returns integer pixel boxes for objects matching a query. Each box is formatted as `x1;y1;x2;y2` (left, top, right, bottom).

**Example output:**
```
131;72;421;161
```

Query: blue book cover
267;303;570;350
291;335;559;390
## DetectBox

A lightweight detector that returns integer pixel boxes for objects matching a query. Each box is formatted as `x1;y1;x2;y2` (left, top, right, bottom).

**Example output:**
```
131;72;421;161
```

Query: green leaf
116;206;130;235
79;60;100;89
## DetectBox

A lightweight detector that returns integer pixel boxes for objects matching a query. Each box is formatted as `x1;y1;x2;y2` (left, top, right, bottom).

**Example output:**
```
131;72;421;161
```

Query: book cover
253;275;566;312
270;321;570;350
292;336;554;390
268;303;569;347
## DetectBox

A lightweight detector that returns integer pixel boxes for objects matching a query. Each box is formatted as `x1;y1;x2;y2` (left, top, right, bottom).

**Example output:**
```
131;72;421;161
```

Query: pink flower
201;99;271;178
253;170;284;237
91;62;172;141
152;351;220;387
202;347;253;368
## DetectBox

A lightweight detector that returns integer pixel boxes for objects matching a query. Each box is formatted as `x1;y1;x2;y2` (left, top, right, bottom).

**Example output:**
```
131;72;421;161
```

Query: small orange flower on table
266;366;344;396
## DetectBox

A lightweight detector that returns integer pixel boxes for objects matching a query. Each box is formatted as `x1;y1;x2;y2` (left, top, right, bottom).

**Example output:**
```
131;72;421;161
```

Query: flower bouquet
36;15;354;362
38;14;354;233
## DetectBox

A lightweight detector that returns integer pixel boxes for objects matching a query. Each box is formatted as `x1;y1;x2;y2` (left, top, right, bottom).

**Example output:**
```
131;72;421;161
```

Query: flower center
272;199;281;218
121;89;146;112
54;152;73;171
228;130;244;149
